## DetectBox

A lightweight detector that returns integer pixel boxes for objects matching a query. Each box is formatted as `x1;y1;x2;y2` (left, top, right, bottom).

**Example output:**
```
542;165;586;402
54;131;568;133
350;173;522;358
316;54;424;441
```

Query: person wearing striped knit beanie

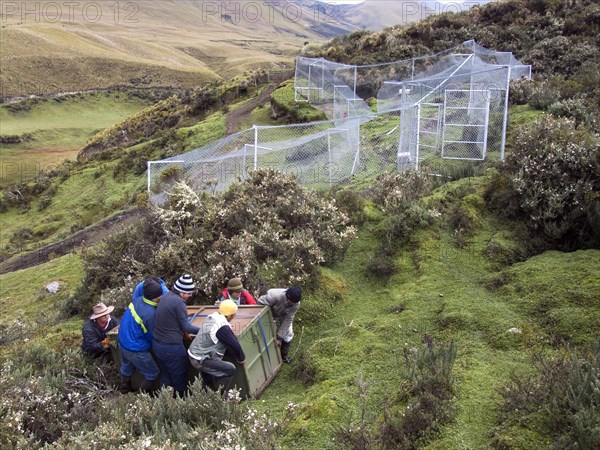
152;274;200;396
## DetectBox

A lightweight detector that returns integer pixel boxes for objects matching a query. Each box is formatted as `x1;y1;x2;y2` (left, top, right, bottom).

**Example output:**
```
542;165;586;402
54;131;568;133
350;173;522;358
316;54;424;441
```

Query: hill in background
0;0;356;98
0;0;489;98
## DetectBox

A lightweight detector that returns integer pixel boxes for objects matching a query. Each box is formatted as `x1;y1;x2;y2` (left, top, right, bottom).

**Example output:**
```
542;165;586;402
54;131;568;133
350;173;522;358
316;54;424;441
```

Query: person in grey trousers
257;286;302;364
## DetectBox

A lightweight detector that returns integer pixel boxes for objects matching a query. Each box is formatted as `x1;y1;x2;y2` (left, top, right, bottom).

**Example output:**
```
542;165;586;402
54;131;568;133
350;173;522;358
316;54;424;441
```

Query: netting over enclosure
148;40;530;204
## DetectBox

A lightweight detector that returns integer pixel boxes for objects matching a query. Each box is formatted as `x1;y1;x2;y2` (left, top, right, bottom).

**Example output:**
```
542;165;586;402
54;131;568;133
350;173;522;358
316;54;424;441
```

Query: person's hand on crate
102;338;110;347
183;332;192;341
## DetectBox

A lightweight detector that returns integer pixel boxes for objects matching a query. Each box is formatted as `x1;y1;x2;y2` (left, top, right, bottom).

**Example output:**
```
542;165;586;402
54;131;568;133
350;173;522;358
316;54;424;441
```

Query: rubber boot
119;375;133;394
281;341;293;364
213;376;234;398
200;371;212;391
140;377;159;396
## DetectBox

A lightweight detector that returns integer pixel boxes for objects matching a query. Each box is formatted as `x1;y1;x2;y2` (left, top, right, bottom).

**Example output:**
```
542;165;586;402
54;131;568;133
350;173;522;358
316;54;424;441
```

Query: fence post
147;161;152;192
482;90;491;160
500;65;511;161
416;104;421;170
328;130;332;188
253;125;258;170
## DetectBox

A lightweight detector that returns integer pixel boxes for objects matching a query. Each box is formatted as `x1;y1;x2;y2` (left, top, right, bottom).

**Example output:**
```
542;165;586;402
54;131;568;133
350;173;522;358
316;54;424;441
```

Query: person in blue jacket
117;277;168;394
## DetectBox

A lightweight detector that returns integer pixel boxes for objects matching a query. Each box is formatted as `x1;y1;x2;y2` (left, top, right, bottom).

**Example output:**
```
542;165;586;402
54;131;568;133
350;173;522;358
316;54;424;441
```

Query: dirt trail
0;209;143;275
226;84;276;134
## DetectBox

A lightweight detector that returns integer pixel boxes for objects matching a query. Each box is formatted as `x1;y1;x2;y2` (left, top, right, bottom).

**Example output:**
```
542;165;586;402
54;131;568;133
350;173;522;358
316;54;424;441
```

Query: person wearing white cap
152;274;200;396
81;302;119;360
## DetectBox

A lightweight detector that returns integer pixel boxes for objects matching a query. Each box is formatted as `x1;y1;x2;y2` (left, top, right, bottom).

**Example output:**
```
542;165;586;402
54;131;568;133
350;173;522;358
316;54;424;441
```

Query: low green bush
491;340;600;449
0;341;290;449
336;340;457;449
365;251;397;278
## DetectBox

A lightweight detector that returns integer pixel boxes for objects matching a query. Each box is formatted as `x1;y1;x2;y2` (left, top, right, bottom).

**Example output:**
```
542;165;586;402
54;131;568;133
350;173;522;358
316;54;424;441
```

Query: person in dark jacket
257;286;302;364
218;277;256;305
82;302;119;362
152;274;200;396
188;299;245;393
117;277;168;394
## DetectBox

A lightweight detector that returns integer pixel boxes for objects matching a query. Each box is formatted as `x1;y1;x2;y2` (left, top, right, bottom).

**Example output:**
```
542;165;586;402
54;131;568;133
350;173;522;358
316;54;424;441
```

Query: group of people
81;275;302;396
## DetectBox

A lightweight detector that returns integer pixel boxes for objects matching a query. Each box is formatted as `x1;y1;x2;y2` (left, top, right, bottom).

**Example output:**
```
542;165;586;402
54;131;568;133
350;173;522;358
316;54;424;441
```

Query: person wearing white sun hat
81;302;119;361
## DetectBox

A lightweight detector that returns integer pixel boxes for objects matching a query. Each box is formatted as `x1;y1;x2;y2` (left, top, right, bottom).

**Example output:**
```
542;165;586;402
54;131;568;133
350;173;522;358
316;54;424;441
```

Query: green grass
0;252;83;324
0;92;152;187
256;177;600;449
271;81;328;123
0;159;146;255
180;112;228;150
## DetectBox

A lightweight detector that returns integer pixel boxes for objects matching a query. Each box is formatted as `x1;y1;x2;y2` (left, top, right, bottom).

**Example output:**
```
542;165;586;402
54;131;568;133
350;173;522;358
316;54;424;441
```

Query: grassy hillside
255;173;599;449
0;0;598;448
0;0;357;97
0;80;308;260
1;172;598;448
0;91;153;187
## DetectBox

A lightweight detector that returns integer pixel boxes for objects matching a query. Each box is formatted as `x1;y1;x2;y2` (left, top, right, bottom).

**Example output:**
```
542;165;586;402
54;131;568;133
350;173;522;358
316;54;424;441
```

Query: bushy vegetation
486;115;600;249
336;340;457;449
64;169;356;316
0;340;289;449
491;340;600;449
79;70;271;159
366;171;436;277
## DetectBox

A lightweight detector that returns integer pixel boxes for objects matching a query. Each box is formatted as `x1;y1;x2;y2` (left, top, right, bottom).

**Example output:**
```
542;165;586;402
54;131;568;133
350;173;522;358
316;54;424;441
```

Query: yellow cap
218;299;238;317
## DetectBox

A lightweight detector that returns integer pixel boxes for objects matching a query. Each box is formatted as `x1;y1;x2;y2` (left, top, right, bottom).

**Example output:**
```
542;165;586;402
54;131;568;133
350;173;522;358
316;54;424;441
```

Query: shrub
0;341;291;449
376;203;433;251
67;169;356;312
365;251;397;278
332;188;367;226
371;171;433;213
491;340;600;449
0;345;117;447
502;115;600;247
336;340;457;449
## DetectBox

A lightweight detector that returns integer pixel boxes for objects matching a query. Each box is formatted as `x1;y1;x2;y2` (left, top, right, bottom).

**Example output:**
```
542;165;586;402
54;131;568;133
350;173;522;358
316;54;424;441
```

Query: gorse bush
0;345;117;447
371;171;433;214
502;115;600;247
367;171;436;277
65;169;356;314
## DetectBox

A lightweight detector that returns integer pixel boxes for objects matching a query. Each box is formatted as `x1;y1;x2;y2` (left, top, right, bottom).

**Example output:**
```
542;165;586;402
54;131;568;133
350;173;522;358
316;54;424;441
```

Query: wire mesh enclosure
148;40;530;204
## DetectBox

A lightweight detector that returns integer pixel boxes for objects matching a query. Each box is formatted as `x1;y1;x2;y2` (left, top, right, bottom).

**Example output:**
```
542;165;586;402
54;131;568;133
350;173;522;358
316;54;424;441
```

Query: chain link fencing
149;40;531;204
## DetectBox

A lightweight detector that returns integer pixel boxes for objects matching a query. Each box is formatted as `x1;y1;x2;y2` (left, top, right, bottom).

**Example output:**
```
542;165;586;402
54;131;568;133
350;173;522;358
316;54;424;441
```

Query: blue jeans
119;347;160;381
152;340;189;395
